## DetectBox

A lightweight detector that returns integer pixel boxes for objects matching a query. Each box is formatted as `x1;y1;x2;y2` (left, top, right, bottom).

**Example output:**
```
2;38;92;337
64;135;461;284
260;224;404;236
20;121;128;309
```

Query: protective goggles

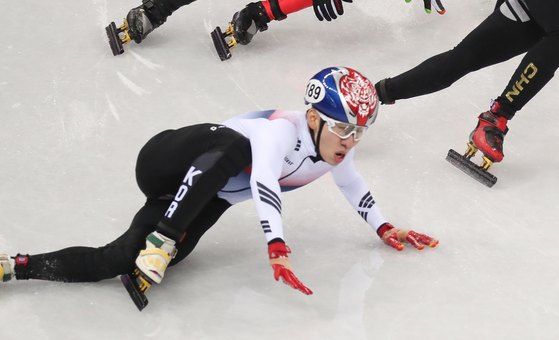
317;111;368;141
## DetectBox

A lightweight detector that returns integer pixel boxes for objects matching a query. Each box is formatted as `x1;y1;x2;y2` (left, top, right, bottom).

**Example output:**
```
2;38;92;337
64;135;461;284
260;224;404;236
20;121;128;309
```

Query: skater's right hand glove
406;0;446;14
268;242;313;295
312;0;353;22
377;223;439;251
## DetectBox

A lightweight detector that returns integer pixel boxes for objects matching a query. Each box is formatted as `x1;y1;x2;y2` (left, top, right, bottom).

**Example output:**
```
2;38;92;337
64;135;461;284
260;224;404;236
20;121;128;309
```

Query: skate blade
106;22;125;56
121;272;150;311
210;26;234;61
446;149;497;188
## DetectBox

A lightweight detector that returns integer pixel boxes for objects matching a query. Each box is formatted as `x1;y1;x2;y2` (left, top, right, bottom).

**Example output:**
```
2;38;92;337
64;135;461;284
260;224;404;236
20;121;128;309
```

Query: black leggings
15;125;252;282
383;2;559;117
151;0;197;18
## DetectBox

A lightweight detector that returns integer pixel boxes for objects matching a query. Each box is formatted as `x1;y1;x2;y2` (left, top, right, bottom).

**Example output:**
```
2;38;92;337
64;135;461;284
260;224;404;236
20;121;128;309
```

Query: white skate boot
0;254;14;282
135;231;177;284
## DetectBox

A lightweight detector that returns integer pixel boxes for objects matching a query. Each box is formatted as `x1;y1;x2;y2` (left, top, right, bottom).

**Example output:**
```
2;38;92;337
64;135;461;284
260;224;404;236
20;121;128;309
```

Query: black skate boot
446;101;510;187
211;2;272;61
106;0;168;56
232;2;271;45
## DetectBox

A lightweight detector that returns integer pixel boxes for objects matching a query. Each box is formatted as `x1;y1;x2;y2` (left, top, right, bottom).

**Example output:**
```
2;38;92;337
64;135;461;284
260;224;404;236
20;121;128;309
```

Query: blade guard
106;22;125;56
211;26;233;61
121;272;149;311
446;149;498;188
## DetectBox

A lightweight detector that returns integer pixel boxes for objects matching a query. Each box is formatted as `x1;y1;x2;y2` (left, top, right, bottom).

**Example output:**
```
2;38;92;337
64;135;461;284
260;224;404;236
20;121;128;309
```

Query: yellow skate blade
225;23;234;36
465;142;478;159
480;156;493;170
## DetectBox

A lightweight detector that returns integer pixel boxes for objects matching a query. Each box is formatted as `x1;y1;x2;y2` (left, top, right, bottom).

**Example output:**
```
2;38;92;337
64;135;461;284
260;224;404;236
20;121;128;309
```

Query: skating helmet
304;67;379;129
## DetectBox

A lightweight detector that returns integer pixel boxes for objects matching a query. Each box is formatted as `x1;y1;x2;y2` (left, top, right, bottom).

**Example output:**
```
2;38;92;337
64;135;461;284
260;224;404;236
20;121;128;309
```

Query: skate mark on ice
105;93;121;122
332;250;384;339
129;51;163;70
116;72;151;96
225;74;262;109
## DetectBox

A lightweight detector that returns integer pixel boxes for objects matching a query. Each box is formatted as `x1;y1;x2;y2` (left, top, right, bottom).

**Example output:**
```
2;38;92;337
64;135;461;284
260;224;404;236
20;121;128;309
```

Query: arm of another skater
259;0;353;21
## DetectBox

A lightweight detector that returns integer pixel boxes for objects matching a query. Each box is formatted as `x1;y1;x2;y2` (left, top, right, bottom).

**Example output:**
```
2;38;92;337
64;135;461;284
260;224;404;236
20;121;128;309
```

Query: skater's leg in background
126;0;197;43
491;34;559;118
494;2;559;119
142;0;198;24
14;199;169;282
466;4;559;162
376;9;542;103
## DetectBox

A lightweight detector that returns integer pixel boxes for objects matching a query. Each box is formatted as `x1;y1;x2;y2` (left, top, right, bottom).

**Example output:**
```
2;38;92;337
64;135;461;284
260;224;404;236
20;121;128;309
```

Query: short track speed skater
446;142;498;188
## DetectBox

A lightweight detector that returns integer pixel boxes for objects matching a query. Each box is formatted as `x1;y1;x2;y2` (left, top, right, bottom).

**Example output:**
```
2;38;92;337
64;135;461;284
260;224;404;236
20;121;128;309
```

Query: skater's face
307;109;360;166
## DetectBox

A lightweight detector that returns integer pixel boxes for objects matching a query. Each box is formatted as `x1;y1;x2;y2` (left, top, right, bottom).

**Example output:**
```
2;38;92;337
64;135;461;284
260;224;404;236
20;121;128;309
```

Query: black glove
312;0;353;22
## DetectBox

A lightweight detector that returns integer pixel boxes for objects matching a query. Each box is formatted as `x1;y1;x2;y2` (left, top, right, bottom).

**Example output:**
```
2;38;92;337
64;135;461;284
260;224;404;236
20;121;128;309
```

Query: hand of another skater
312;0;353;22
377;223;439;251
405;0;446;14
268;242;313;295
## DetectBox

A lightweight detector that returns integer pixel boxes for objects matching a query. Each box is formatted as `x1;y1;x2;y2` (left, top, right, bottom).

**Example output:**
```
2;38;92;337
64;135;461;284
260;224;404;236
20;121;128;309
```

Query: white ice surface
1;1;559;339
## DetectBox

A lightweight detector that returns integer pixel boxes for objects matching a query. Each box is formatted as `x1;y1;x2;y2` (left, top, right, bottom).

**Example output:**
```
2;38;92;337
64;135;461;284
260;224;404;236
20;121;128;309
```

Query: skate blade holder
105;20;132;56
211;24;237;61
446;143;498;188
121;268;151;311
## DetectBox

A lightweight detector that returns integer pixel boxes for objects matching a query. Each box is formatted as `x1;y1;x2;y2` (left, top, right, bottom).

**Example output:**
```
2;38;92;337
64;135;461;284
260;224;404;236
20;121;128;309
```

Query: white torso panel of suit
219;110;387;243
499;0;531;22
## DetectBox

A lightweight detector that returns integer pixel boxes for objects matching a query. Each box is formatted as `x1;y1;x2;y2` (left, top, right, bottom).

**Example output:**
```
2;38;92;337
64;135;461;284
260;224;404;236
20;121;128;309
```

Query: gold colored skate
465;142;478;159
224;23;238;48
118;20;132;45
480;156;493;170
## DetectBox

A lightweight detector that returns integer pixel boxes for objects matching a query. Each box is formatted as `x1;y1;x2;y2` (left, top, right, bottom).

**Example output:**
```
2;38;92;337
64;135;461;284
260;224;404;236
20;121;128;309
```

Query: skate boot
446;101;510;188
211;2;271;61
135;231;177;284
0;254;14;282
232;2;271;45
121;231;177;311
106;0;167;55
468;101;509;168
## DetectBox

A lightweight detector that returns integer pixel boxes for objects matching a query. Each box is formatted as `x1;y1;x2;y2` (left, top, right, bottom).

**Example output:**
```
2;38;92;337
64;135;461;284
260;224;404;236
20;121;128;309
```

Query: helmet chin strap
309;120;326;163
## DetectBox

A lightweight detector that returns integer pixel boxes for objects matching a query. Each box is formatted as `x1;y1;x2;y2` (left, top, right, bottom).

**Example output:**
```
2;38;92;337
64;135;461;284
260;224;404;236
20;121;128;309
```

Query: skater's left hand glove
406;0;446;14
377;223;439;251
312;0;353;22
268;242;313;295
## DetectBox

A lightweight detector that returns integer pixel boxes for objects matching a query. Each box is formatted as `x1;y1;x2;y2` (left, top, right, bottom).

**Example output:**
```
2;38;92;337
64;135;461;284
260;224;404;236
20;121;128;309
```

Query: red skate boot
468;101;509;168
446;101;510;187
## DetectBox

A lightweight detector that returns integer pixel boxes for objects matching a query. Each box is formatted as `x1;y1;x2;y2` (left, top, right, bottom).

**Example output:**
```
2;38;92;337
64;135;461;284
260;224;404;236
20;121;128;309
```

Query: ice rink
2;1;559;339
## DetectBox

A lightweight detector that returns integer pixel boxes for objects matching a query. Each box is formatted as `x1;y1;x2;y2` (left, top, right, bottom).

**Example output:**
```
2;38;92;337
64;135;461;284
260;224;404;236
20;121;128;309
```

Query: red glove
268;242;313;295
377;223;439;251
